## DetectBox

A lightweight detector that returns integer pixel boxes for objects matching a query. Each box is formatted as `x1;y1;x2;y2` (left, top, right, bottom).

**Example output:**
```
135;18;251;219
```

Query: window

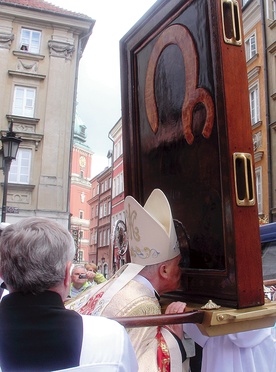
90;231;93;245
79;230;83;240
249;83;260;125
99;231;102;247
9;148;31;184
78;250;83;262
116;175;120;196
107;229;110;244
113;178;116;197
79;210;84;219
245;33;257;61
12;86;36;118
242;0;250;6
120;173;124;194
20;28;41;54
267;0;276;20
99;205;103;218
104;203;107;216
255;167;263;214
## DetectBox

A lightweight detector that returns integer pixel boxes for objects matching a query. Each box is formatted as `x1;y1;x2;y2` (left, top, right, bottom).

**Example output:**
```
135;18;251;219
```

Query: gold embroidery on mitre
126;203;140;242
130;245;160;260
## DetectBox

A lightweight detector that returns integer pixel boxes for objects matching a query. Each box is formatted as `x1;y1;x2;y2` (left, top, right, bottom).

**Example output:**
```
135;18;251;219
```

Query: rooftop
0;0;93;20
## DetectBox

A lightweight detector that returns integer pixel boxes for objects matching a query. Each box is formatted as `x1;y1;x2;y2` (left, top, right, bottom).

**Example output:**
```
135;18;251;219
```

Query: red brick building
70;113;93;262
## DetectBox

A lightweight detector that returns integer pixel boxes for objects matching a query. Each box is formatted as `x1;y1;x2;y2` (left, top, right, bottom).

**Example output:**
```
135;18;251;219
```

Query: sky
48;0;157;176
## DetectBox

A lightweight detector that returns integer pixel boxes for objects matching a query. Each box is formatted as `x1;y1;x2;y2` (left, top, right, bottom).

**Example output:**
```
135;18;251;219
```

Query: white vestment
185;323;276;372
54;315;138;372
66;264;193;372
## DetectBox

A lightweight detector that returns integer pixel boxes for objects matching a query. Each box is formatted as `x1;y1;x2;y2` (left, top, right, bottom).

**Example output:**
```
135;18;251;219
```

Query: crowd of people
0;189;275;371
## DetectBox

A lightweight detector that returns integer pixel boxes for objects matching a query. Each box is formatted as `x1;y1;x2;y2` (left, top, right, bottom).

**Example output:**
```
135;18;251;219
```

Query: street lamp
1;120;21;222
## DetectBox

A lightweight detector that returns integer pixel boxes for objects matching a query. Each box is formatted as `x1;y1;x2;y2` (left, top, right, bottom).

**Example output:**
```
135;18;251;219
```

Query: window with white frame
113;173;124;197
114;140;121;160
104;203;107;216
78;250;83;262
267;0;276;20
112;178;116;198
9;148;31;184
20;28;41;53
120;173;124;194
245;33;257;61
103;230;106;246
99;231;102;247
12;86;36;118
249;83;260;125
99;205;103;218
255;167;263;214
108;201;111;215
116;175;120;196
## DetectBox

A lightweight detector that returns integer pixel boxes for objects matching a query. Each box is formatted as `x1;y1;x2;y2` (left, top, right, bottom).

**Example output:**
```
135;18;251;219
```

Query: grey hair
0;217;75;294
71;264;87;274
140;262;161;278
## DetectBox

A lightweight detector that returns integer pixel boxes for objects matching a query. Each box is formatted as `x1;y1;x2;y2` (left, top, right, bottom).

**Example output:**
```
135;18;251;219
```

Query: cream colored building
265;0;276;220
0;0;95;227
242;0;276;222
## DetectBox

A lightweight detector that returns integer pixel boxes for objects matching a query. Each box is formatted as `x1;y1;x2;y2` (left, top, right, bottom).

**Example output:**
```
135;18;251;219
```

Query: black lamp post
1;120;21;222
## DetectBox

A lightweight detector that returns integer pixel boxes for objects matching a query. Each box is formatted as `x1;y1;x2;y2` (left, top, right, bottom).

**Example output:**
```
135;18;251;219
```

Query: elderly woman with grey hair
0;217;137;372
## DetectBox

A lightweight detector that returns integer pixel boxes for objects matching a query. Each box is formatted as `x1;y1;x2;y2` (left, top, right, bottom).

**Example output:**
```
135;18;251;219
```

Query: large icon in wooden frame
120;0;264;308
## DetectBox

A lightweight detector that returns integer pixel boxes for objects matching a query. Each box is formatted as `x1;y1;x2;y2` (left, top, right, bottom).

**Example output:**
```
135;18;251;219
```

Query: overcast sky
49;0;157;176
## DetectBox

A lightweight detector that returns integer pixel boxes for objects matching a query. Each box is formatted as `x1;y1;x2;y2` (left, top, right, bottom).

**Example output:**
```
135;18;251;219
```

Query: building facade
0;0;94;227
70;113;93;262
87;176;100;264
242;0;276;222
264;0;276;220
88;166;112;277
108;118;126;273
243;0;270;222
